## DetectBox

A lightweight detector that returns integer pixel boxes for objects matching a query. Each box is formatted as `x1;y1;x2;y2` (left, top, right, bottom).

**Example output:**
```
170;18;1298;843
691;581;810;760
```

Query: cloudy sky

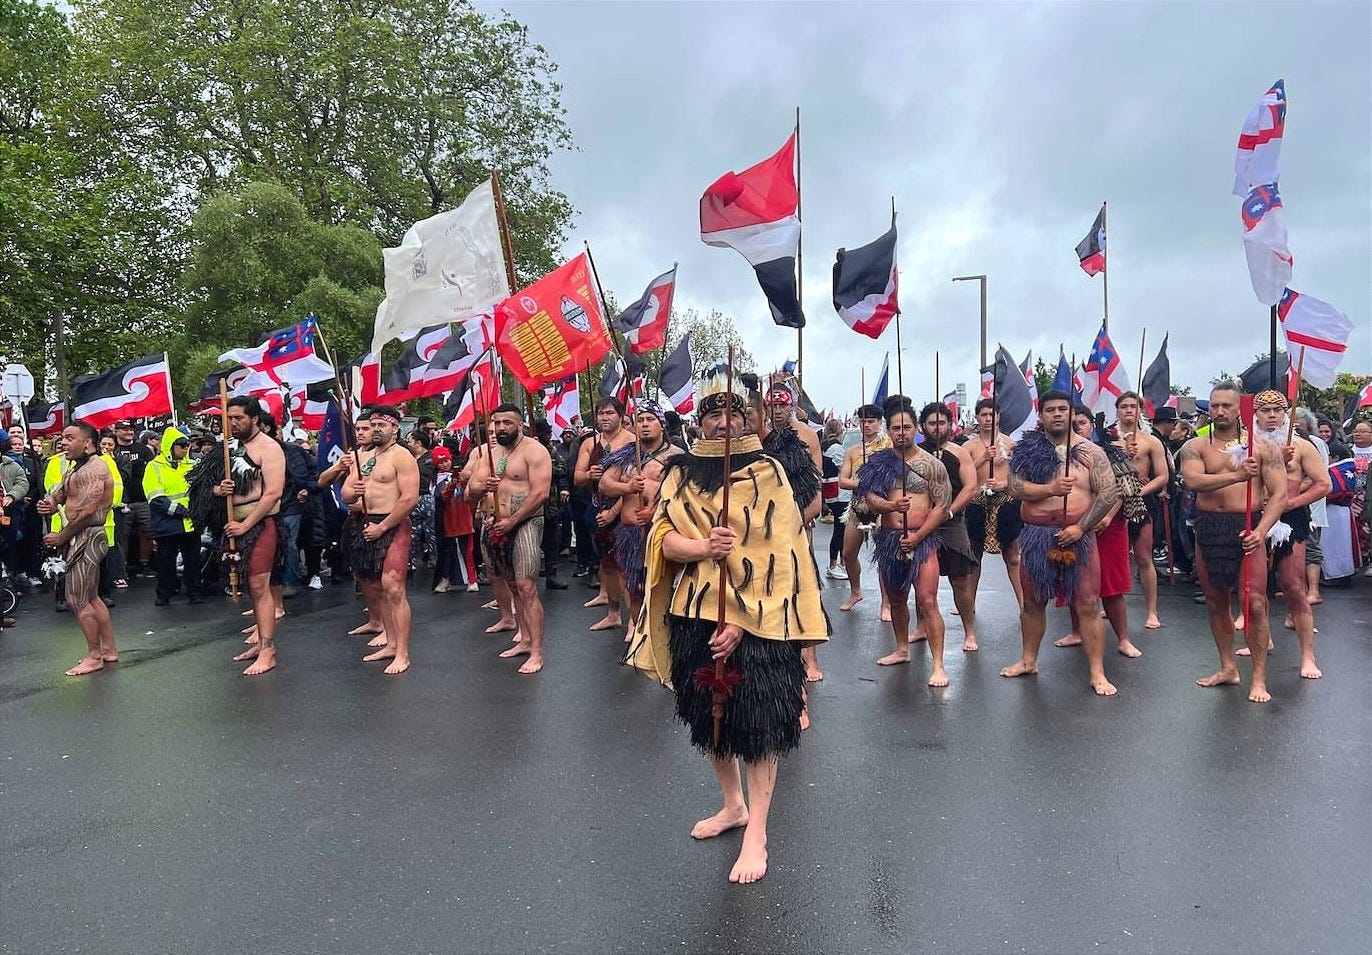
477;1;1370;415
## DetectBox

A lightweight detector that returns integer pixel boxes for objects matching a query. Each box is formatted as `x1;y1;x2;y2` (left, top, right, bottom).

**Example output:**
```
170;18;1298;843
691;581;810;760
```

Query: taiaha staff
708;345;737;749
1285;347;1307;445
311;321;368;514
218;378;240;603
476;351;502;523
1137;327;1147;391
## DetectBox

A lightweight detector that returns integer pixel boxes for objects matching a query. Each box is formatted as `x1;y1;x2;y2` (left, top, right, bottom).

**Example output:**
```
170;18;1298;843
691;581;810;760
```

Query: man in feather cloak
625;370;830;885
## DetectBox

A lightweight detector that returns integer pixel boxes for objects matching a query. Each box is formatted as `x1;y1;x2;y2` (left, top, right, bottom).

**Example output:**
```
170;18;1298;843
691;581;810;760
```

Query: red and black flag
24;401;66;437
616;268;677;354
658;334;695;413
700;132;805;329
71;354;174;429
1075;205;1106;276
832;218;898;339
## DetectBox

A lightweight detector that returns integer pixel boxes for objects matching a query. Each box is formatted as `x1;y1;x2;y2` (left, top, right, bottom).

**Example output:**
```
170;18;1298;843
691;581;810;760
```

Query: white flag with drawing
371;178;511;353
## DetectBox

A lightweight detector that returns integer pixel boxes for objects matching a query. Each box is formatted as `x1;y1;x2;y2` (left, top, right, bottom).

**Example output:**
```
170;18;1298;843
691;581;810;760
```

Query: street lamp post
952;274;988;371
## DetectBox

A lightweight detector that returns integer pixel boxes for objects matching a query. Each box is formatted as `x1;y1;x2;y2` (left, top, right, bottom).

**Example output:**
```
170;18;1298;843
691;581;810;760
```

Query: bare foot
1144;614;1162;630
805;665;824;682
1000;661;1038;678
485;619;516;633
481;599;499;611
1117;640;1143;658
498;642;532;658
729;833;768;884
241;624;257;636
1091;676;1119;696
243;649;276;676
877;651;910;666
232;646;259;662
1235;641;1274;657
101;654;119;663
584;594;609;608
691;806;748;840
362;648;396;662
517;655;543;675
1308;595;1323;605
241;608;255;617
880;604;891;622
1248;682;1271;703
367;633;387;648
65;656;104;676
799;707;810;731
962;634;979;652
1300;659;1323;679
1232;615;1245;631
347;623;382;636
384;656;411;675
589;614;622;631
1197;668;1241;687
927;667;949;688
1054;633;1082;648
908;629;928;644
839;593;863;611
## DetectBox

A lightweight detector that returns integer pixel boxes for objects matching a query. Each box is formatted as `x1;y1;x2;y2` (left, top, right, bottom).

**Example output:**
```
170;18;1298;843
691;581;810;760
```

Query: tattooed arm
1005;467;1064;503
907;454;951;544
1177;439;1242;492
47;464;113;547
1251;438;1288;539
1077;444;1120;534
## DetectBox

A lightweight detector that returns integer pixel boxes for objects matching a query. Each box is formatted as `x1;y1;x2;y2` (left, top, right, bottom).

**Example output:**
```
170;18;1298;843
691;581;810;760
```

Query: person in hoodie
143;427;203;606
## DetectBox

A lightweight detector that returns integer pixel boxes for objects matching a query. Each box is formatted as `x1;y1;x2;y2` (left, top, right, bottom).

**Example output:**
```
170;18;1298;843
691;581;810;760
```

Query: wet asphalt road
2;547;1370;955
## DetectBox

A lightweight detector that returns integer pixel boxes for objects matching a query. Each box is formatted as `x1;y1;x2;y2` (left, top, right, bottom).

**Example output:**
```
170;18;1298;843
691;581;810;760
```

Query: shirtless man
999;392;1120;696
1252;389;1330;679
919;402;982;650
1178;383;1287;703
37;422;116;676
574;398;635;632
215;396;286;676
836;404;891;618
1114;392;1168;629
317;416;384;642
468;403;552;674
342;406;419;674
965;398;1024;610
599;401;681;642
460;425;517;633
856;403;952;685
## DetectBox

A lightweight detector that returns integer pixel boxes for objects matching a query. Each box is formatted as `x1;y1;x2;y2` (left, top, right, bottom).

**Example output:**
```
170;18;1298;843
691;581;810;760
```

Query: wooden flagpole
218;378;239;602
935;351;940;407
710;343;737;748
490;169;520;409
794;106;803;393
583;240;634;407
310;321;368;513
1286;347;1307;445
1137;327;1147;394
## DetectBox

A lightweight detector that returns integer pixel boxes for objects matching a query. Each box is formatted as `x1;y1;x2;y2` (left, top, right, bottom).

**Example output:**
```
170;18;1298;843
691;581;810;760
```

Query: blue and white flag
316;397;349;513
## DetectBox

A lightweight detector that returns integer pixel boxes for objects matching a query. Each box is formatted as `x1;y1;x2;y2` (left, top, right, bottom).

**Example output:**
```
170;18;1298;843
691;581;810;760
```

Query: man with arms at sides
919;402;982;651
1178;383;1286;702
964;398;1024;611
213;397;286;675
318;413;382;643
37;422;115;676
1055;405;1144;659
1251;390;1330;679
574;398;635;631
1113;392;1168;629
999;392;1120;696
626;373;828;884
468;404;552;675
856;401;951;685
759;386;825;682
835;404;891;618
462;425;518;633
599;402;681;643
342;406;419;674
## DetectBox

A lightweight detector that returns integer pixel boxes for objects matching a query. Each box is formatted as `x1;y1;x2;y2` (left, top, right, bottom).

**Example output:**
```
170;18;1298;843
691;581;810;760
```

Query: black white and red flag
443;362;502;432
1075;205;1106;276
381;325;451;402
24;401;66;437
421;314;491;397
543;376;580;437
288;382;335;431
71;354;174;430
616;268;676;354
188;366;254;415
700;132;805;328
1140;335;1171;417
832;219;898;339
657;334;695;414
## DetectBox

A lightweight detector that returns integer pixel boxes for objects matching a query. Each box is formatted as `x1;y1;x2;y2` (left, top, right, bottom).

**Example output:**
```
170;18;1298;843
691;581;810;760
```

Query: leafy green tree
1032;357;1053;399
66;0;574;277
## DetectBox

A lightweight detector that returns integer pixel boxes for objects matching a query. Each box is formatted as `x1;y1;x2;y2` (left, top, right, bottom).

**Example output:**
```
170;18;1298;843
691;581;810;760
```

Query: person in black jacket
110;420;154;579
407;428;438;566
276;423;318;598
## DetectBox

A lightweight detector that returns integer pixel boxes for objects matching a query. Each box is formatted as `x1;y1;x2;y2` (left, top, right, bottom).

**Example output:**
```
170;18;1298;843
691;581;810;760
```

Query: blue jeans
279;511;303;587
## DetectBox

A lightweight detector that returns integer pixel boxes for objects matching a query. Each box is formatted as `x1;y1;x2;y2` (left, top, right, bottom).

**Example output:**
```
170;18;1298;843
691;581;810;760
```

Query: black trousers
569;494;594;568
155;531;202;599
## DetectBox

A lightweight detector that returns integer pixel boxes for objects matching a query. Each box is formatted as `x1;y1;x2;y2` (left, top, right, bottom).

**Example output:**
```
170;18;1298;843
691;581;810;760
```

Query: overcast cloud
477;0;1371;415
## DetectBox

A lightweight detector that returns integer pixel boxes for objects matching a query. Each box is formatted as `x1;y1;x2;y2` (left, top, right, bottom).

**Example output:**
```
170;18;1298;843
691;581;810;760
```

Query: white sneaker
433;580;451;594
827;565;849;580
307;575;323;590
466;582;479;592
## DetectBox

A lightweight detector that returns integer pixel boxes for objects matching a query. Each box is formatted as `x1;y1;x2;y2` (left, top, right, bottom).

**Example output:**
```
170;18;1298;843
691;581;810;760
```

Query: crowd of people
5;368;1371;883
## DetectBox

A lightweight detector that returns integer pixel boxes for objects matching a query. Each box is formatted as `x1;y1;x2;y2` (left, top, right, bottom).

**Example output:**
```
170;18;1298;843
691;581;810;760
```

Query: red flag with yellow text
494;253;613;391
